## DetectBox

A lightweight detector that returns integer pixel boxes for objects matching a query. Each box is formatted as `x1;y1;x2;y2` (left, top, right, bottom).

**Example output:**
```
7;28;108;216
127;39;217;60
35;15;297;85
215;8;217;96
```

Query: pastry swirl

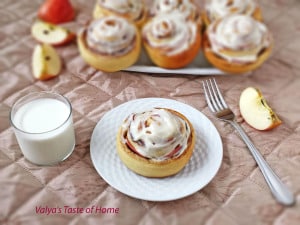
207;14;271;63
93;0;147;27
204;0;262;25
77;15;141;72
120;108;191;161
142;12;201;68
150;0;200;22
203;14;272;73
116;108;195;178
86;16;136;56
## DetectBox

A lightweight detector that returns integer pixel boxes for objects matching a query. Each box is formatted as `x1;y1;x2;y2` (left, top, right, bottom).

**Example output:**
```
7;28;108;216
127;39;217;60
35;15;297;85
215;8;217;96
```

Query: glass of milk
10;92;76;165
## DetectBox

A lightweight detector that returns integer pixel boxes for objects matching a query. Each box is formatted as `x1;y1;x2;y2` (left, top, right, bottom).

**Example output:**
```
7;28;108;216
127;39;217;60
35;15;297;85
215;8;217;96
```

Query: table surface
0;0;300;224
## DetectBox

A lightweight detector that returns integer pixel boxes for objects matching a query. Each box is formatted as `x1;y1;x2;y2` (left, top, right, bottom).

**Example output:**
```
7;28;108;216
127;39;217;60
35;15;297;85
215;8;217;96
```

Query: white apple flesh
32;43;61;80
31;20;75;46
32;45;46;79
239;87;281;130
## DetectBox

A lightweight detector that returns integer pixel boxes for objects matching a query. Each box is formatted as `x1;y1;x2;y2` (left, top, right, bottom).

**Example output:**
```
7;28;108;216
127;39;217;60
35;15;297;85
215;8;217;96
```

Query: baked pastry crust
77;16;141;72
93;0;147;27
202;0;263;27
116;108;196;178
142;13;201;69
203;15;272;74
203;34;272;74
149;0;201;24
202;5;262;27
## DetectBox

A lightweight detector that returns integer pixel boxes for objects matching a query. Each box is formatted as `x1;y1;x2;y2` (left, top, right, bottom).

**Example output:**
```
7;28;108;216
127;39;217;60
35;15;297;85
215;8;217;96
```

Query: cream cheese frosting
151;0;199;22
96;0;144;22
205;0;257;22
121;108;191;161
86;16;136;56
142;12;197;56
207;14;272;63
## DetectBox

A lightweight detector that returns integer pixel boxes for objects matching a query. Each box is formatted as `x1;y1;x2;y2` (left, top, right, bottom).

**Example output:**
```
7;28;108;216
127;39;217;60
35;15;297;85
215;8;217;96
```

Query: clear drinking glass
10;92;76;165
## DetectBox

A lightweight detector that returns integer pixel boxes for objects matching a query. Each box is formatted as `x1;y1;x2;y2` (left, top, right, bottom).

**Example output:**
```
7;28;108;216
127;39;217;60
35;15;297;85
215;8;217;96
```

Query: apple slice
239;87;282;130
32;43;62;80
31;20;75;46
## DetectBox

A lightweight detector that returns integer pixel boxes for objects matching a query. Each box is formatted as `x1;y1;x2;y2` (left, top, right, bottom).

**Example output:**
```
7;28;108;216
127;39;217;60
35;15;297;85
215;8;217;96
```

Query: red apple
38;0;75;24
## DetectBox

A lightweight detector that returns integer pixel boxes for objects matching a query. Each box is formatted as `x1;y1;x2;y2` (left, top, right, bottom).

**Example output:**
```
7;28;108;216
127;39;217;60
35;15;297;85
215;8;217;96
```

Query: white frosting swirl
121;108;191;161
151;0;200;22
86;16;136;56
207;14;272;63
142;13;197;56
205;0;257;22
97;0;144;23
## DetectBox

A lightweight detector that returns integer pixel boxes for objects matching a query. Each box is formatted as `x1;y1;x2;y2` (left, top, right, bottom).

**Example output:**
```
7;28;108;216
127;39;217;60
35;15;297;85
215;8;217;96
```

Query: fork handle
231;121;295;206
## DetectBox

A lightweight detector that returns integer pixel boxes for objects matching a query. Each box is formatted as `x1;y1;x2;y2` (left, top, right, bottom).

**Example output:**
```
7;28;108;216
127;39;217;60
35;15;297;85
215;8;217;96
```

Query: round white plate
90;98;223;201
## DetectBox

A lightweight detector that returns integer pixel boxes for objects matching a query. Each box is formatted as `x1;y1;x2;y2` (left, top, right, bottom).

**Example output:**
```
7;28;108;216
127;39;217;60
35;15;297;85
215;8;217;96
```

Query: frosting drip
121;108;191;161
207;14;272;63
86;16;136;56
142;13;197;56
205;0;257;22
151;0;199;22
97;0;144;22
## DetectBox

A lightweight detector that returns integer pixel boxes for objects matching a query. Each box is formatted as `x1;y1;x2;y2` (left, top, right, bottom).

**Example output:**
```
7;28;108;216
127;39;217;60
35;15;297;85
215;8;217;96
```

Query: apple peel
239;87;282;131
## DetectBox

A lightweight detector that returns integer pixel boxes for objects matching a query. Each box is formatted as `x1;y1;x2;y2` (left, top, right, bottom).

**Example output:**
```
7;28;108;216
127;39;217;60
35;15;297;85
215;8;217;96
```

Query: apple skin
239;87;282;131
32;44;62;81
31;20;75;46
38;0;75;24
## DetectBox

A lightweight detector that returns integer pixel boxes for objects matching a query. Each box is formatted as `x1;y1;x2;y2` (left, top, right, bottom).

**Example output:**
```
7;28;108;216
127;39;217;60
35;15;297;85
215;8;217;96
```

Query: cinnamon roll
203;0;262;26
116;108;196;178
150;0;201;24
77;15;141;72
142;13;201;69
203;14;273;74
93;0;147;27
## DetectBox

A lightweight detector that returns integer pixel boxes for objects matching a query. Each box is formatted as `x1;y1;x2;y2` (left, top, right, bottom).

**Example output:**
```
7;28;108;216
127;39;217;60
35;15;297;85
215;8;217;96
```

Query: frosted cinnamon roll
142;12;201;69
203;14;272;74
150;0;201;24
116;108;195;178
203;0;262;26
77;15;141;72
93;0;147;27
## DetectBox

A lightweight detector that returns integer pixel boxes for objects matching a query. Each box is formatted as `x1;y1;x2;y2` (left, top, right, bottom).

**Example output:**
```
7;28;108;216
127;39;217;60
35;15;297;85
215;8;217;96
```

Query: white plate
122;49;225;75
90;98;223;201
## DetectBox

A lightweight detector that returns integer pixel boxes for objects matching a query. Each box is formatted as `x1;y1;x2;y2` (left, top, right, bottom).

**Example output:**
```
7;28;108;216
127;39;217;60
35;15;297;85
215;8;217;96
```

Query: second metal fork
203;78;295;206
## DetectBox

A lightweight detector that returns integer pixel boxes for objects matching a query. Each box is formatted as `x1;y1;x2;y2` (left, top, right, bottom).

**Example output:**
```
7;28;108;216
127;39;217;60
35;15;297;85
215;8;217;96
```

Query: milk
11;95;75;165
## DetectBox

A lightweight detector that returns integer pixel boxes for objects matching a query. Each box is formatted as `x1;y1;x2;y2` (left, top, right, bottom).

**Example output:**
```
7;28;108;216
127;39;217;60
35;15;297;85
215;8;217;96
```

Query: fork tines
202;79;228;113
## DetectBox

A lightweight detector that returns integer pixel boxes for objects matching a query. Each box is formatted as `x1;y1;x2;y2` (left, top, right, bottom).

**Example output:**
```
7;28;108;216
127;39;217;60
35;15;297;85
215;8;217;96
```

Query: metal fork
202;78;295;206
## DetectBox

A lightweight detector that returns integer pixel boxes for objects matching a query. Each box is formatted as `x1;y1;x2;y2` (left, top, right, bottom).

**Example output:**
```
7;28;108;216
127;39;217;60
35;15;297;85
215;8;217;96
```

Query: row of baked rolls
79;0;202;71
78;0;271;73
92;0;201;26
203;14;273;74
116;108;196;178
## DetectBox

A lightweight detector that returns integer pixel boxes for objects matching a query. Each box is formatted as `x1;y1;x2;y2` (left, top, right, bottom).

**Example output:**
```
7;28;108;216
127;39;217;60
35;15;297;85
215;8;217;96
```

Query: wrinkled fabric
0;0;300;225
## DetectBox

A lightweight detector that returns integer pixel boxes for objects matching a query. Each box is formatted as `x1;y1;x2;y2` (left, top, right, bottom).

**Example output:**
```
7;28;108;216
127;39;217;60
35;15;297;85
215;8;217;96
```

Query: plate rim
90;97;223;201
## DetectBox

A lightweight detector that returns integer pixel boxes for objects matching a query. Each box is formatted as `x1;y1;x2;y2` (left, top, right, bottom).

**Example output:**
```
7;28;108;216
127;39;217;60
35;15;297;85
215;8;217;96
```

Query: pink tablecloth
0;0;300;224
